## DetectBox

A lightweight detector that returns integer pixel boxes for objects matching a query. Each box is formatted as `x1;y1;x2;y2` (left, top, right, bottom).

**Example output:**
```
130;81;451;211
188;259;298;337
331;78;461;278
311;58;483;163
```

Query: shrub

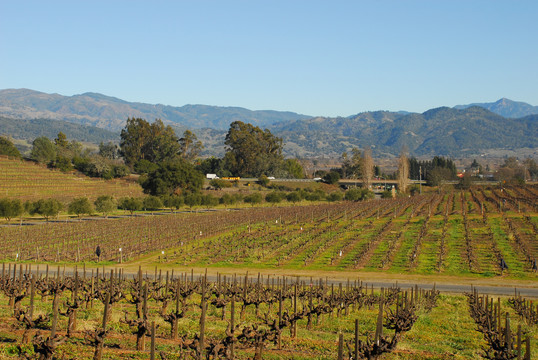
0;136;21;158
265;191;285;204
323;171;341;184
345;188;374;201
327;192;343;202
143;196;163;211
210;178;232;189
381;190;393;199
53;156;73;172
134;159;159;174
112;164;130;178
286;191;302;203
118;197;143;214
257;175;270;187
305;190;325;201
244;193;263;206
94;195;116;218
31;136;56;164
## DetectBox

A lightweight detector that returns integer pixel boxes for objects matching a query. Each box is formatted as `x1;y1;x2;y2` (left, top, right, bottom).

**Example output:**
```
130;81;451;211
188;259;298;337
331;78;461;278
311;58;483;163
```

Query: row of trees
0;196;140;222
0;198;63;221
24;132;129;179
0;196;155;222
0;186;377;222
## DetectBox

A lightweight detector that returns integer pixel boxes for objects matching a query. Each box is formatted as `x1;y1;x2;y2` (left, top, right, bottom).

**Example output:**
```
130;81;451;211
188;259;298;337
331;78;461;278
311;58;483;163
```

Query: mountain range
0;88;537;158
0;89;310;131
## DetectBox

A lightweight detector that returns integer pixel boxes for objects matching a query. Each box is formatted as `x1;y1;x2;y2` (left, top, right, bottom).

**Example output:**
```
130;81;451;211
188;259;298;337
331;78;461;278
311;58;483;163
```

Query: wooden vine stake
150;321;156;360
198;270;207;360
91;289;111;360
337;332;344;360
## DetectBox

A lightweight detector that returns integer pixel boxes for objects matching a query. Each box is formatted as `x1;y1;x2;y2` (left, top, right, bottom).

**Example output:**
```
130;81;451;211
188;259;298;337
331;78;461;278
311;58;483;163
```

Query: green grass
443;218;469;275
414;218;444;274
488;216;528;277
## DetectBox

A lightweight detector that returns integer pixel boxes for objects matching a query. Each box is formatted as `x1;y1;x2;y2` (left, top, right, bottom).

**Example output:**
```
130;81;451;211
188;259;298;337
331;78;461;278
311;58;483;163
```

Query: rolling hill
271;107;538;157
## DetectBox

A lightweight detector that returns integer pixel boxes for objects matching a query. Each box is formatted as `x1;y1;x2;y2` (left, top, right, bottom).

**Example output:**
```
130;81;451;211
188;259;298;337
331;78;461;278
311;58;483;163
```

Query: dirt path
26;261;538;298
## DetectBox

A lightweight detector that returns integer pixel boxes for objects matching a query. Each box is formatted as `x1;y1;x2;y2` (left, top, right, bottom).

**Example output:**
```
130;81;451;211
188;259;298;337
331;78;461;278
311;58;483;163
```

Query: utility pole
419;166;422;194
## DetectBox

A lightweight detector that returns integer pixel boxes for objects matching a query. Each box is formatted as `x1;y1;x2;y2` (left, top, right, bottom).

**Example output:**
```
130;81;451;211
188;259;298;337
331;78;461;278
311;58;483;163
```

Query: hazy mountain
0;89;311;131
454;98;538;118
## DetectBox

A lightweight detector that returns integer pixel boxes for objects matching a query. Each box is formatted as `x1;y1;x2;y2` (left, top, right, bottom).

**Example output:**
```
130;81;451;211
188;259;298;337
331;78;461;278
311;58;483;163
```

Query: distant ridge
0;88;311;131
454;98;538;118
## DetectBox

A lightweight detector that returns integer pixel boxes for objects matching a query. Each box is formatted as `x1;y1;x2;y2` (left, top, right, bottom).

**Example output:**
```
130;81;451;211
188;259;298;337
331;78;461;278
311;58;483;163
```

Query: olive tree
68;197;93;219
29;199;63;221
0;198;23;221
94;195;116;218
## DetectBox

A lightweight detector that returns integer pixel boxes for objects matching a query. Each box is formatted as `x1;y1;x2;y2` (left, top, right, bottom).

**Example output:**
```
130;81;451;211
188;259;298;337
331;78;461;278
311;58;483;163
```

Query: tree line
408;156;457;186
0;185;380;223
3;115;536;197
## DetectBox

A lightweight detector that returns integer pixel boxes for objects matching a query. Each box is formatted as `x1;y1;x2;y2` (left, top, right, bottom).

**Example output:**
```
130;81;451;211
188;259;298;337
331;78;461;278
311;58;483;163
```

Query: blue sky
1;1;537;117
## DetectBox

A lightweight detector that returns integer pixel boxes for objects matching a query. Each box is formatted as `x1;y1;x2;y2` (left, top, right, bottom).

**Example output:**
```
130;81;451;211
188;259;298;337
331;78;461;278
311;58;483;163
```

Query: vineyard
1;186;537;279
0;157;143;202
0;185;537;359
0;264;535;359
